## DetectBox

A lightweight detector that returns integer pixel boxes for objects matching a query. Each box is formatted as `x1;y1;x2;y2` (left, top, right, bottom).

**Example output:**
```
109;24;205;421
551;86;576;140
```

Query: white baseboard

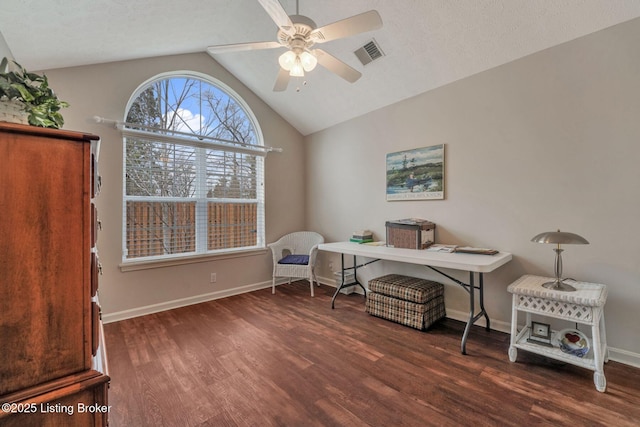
104;276;640;368
102;280;273;324
605;347;640;369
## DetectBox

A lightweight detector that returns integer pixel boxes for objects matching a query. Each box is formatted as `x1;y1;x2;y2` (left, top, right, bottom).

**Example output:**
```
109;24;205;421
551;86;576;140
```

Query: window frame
120;71;266;269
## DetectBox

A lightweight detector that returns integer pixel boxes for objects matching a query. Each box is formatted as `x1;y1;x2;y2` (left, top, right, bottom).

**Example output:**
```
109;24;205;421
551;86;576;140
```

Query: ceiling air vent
354;39;384;66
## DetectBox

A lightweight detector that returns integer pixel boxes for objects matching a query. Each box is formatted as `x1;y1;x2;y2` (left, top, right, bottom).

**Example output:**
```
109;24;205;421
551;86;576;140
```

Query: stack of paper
426;244;458;253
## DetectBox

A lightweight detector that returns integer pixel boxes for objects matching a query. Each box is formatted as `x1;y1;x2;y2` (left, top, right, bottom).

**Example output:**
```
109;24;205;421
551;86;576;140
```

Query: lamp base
542;280;576;292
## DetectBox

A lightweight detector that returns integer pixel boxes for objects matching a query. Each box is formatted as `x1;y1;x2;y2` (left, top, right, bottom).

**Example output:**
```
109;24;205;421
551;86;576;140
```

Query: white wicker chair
269;231;324;297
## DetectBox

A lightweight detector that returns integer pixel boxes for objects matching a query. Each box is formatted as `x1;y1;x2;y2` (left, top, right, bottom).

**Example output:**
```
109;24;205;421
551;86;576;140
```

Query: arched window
122;72;265;262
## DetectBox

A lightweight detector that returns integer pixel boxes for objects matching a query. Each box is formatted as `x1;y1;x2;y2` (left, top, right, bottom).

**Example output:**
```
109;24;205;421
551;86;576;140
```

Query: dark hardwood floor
104;282;640;426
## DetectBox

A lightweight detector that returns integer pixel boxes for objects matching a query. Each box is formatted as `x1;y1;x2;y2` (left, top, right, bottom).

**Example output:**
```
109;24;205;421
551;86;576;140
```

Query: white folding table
318;242;513;354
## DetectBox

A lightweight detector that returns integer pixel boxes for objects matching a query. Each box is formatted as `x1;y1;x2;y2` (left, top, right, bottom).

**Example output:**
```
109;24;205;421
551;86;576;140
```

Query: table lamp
531;229;589;292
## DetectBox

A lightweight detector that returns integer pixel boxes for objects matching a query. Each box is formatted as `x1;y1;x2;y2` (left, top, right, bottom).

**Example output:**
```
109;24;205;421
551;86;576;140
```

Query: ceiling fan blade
310;10;382;43
273;67;290;92
207;41;283;54
257;0;295;36
314;49;361;83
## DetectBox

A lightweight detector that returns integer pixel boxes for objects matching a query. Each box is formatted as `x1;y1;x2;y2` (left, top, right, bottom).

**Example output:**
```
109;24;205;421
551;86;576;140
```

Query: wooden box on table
385;219;435;249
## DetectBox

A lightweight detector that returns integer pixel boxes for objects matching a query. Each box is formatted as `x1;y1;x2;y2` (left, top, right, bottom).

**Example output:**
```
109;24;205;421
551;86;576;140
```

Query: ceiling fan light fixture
207;1;383;91
299;50;317;72
278;50;297;71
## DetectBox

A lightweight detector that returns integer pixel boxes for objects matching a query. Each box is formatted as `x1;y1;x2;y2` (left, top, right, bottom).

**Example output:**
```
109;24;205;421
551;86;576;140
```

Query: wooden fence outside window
126;201;257;259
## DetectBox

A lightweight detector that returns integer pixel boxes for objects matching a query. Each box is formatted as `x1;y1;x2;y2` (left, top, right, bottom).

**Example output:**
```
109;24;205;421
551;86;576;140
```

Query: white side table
507;274;608;392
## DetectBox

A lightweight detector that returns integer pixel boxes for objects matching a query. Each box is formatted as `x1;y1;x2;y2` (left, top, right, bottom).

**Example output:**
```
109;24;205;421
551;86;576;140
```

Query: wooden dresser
0;122;109;426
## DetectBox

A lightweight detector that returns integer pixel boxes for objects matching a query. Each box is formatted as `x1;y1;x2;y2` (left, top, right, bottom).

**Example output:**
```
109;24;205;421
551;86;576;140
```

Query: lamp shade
289;57;305;77
531;229;588;292
278;51;297;71
531;230;589;245
299;51;317;72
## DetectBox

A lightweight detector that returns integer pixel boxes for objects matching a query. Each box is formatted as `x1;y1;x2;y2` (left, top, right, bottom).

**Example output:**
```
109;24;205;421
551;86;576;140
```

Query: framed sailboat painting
386;144;444;201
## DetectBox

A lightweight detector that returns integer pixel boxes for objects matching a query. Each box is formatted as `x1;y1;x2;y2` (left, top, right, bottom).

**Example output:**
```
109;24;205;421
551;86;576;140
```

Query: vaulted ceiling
2;1;639;135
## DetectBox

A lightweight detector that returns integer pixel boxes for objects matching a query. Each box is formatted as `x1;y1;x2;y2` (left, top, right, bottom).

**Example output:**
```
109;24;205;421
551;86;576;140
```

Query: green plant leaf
1;57;68;128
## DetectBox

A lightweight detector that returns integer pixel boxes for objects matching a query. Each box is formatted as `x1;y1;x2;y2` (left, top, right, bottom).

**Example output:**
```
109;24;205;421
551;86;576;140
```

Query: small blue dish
557;329;590;358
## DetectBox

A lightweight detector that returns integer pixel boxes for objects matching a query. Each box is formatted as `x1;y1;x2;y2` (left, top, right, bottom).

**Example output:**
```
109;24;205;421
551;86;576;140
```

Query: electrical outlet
210;273;217;283
328;261;334;271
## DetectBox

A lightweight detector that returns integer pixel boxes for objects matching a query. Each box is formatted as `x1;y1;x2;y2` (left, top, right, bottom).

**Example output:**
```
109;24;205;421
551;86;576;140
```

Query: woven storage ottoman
366;274;445;330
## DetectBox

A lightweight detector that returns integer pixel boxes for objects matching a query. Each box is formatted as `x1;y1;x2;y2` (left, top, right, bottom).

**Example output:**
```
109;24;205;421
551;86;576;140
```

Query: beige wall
306;18;640;362
43;53;306;318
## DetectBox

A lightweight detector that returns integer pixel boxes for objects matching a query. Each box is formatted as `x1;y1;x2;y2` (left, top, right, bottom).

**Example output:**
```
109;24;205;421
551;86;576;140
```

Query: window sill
119;248;268;272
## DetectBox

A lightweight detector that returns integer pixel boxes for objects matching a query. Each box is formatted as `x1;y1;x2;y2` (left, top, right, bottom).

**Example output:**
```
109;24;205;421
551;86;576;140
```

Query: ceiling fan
206;0;382;91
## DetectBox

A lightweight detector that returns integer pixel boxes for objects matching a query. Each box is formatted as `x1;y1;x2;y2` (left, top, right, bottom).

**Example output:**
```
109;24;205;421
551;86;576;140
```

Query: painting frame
386;144;444;201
